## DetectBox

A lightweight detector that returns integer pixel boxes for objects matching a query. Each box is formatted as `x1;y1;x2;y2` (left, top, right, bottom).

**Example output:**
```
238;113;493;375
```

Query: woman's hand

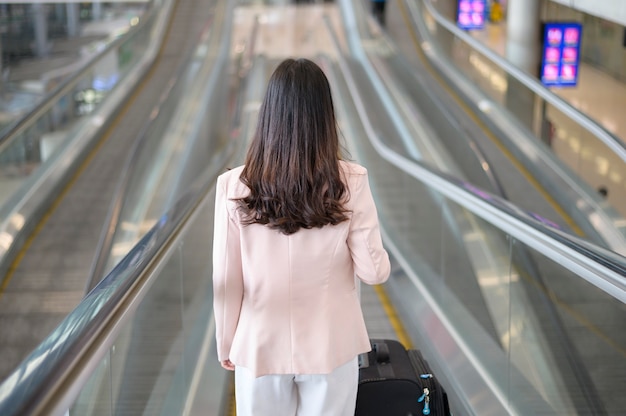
221;359;235;371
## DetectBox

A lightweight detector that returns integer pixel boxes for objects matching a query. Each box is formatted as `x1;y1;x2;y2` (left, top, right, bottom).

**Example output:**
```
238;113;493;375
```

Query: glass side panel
70;352;112;415
69;194;228;415
509;240;626;415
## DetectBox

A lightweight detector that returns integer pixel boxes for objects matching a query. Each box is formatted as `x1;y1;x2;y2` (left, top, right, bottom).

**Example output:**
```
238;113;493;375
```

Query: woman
212;58;390;416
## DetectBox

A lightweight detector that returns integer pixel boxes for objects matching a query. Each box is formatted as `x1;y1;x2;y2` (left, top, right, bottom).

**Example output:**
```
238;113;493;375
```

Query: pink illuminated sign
541;22;582;87
457;0;486;30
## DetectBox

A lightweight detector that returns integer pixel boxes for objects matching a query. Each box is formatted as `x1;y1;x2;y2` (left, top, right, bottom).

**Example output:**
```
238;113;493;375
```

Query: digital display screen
541;22;582;87
457;0;486;30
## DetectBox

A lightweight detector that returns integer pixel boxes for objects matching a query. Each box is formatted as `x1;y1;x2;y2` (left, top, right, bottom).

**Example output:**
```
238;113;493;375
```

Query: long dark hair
236;58;349;235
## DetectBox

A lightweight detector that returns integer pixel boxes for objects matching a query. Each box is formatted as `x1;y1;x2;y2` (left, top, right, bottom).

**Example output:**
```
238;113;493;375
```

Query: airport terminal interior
0;0;625;414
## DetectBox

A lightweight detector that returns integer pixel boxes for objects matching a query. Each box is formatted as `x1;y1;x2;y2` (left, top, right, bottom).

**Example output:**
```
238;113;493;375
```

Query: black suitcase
356;339;450;416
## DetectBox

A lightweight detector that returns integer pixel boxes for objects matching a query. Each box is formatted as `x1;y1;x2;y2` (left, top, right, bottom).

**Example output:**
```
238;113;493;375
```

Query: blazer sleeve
212;174;244;363
347;170;391;285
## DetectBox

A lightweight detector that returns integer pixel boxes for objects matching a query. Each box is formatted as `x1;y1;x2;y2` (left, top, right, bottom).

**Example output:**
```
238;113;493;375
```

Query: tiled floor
230;2;345;61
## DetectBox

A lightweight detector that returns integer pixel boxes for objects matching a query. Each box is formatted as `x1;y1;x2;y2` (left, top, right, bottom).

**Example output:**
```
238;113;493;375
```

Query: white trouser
234;357;359;416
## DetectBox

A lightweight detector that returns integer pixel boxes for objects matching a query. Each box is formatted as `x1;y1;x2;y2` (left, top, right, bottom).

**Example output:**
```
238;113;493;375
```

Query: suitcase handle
372;342;390;364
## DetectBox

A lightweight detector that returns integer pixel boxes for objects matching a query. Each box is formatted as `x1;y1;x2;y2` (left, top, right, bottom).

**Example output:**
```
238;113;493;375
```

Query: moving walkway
0;0;624;414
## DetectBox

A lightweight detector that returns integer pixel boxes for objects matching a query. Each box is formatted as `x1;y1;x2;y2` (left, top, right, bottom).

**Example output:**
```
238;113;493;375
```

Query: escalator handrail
328;7;626;304
0;0;157;152
420;0;626;163
387;148;626;302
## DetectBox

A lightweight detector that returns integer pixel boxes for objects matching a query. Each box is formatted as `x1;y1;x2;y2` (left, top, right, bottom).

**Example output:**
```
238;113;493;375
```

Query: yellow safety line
0;2;179;298
228;372;237;416
374;284;414;349
397;0;585;238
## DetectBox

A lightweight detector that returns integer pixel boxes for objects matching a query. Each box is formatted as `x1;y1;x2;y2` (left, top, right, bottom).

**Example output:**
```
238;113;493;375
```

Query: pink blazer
212;160;390;377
